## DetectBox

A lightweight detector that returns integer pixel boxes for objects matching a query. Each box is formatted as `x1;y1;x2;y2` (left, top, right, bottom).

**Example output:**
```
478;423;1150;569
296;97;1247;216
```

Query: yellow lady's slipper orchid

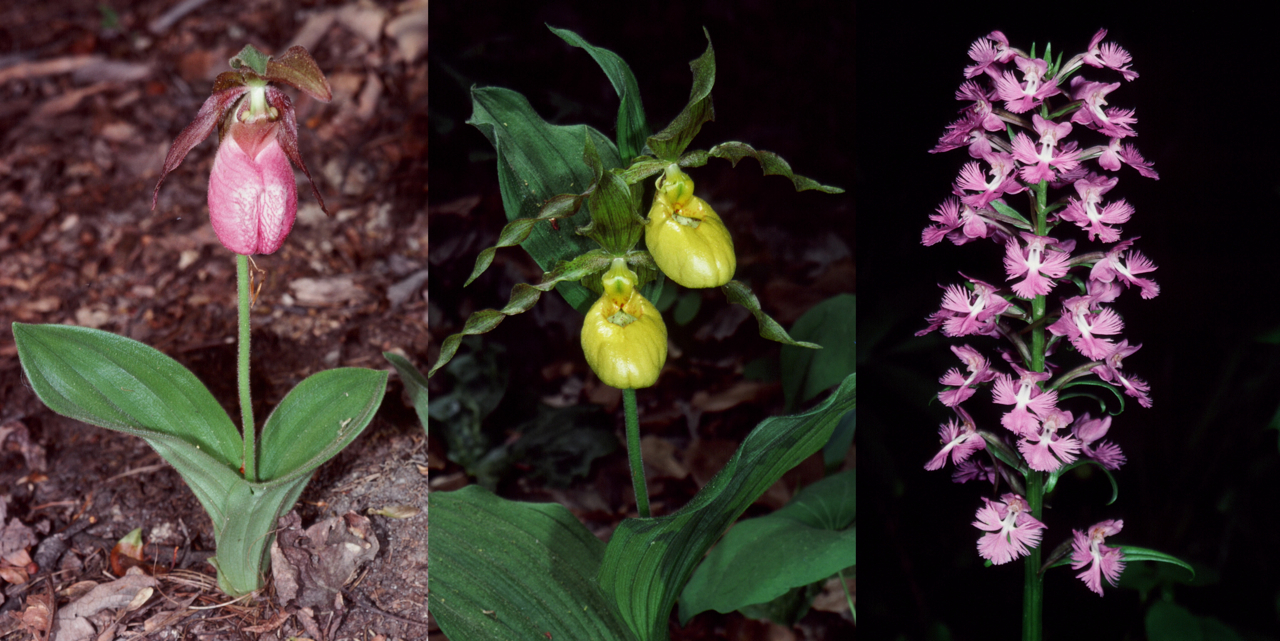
581;259;667;389
644;164;736;288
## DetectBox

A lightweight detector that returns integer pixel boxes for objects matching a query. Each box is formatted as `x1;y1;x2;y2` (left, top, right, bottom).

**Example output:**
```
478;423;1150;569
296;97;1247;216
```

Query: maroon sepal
267;86;330;216
151;85;248;210
265;46;333;103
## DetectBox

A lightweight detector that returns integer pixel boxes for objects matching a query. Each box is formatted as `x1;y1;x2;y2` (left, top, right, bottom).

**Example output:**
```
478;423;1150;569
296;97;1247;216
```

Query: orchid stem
1021;180;1051;641
236;254;256;482
623;388;650;518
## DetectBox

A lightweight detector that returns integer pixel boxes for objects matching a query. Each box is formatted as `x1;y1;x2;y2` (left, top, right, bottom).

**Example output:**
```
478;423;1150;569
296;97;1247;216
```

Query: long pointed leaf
678;470;856;622
383;352;430;435
549;26;649;163
598;373;855;641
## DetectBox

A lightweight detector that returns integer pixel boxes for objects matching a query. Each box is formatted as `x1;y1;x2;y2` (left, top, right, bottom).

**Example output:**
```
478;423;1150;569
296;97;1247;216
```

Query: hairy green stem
237;254;256;482
623;388;650;518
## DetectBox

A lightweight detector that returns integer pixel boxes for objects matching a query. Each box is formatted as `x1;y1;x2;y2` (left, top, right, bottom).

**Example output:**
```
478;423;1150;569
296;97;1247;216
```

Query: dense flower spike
152;46;332;255
580;259;668;389
921;30;1159;593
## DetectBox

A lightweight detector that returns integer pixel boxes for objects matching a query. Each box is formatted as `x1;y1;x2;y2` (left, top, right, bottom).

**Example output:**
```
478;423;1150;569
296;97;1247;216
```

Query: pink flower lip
207;123;297;255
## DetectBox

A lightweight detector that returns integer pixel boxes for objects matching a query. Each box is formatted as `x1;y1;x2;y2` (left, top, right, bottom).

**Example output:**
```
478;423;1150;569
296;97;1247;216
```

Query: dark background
427;1;855;638
859;5;1280;640
428;0;854;379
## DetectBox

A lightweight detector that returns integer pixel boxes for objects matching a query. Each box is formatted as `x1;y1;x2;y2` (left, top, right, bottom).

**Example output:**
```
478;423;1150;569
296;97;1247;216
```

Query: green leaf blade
720;281;821;349
257;367;388;484
707;142;845;193
598;374;855;641
431;485;636;641
383;352;430;435
13;322;242;470
646;30;716;161
549;26;649;164
467;85;621;312
679;471;855;622
781;294;856;411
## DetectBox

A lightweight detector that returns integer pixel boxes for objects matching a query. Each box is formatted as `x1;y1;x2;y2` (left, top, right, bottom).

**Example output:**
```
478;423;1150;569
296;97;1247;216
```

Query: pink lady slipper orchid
151;45;332;255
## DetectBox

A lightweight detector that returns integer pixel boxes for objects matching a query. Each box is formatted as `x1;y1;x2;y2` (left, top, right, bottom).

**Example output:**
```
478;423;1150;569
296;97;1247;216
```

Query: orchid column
917;29;1181;639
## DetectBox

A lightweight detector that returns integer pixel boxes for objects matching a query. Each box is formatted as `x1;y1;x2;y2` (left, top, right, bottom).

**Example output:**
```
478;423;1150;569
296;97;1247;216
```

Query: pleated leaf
598;373;856;641
678;470;856;622
431;485;635;641
467;85;622;312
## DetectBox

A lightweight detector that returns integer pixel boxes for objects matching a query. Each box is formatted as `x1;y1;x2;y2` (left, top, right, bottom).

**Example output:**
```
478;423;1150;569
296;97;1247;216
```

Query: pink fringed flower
974;493;1046;564
1004;233;1071;299
992;367;1058;437
1071;412;1127;470
925;415;986;471
1017;408;1081;472
1071;519;1126;595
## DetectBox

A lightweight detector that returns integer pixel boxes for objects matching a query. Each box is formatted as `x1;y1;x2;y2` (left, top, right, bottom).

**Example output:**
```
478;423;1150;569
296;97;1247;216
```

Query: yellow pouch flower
581;260;668;389
645;164;736;288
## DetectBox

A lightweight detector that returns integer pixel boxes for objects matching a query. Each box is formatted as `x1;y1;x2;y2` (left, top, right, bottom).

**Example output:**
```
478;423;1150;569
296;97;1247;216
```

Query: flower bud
644;164;736;288
207;118;297;255
581;260;668;389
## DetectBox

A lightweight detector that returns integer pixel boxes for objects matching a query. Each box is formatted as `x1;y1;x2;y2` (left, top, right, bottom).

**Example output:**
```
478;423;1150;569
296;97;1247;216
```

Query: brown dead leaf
272;511;380;609
640;435;688;480
1;419;47;472
0;564;29;585
0;510;38;575
241;606;291;634
17;591;54;639
690;381;774;413
288;275;369;307
336;3;388;45
51;567;158;640
0;55;101;84
140;595;197;633
811;573;855;614
386;4;429;63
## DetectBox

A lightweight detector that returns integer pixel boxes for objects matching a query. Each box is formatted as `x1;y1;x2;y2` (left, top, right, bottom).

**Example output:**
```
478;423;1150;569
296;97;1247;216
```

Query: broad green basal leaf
781;294;856;411
13;322;242;470
598;373;855;641
257;367;388;484
431;485;635;641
